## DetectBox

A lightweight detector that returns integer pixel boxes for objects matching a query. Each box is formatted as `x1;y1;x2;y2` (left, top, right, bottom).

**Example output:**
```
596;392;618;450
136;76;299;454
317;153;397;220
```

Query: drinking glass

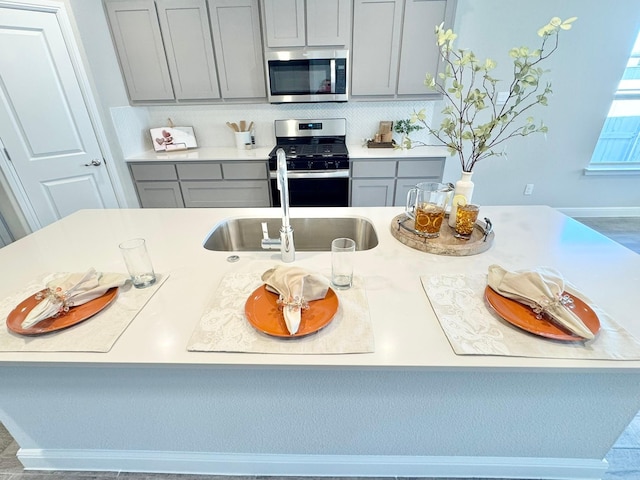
331;238;355;290
119;238;156;288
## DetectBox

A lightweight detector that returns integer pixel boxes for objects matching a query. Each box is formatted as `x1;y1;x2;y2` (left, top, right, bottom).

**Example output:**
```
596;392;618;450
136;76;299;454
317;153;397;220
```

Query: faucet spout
276;148;295;262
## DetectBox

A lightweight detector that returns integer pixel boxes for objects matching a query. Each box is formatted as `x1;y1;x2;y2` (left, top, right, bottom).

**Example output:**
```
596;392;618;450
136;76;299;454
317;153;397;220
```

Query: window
587;30;640;173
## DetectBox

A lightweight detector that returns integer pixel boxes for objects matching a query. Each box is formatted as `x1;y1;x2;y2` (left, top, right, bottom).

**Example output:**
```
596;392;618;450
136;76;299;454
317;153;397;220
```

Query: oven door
270;171;349;207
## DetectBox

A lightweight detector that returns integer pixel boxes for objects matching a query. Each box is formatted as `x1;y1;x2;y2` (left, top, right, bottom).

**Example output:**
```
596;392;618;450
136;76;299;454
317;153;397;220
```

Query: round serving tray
390;214;494;256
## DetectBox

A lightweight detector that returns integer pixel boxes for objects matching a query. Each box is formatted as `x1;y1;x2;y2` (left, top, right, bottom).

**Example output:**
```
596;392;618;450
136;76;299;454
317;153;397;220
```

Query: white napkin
487;264;595;340
261;265;330;335
22;268;129;329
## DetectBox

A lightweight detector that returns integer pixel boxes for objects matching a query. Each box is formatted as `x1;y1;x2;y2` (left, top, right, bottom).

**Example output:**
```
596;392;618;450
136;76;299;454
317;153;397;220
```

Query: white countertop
125;145;449;162
1;205;639;369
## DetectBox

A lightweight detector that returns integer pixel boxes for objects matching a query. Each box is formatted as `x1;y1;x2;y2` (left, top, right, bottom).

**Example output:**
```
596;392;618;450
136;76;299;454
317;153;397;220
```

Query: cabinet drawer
181;180;270;207
222;162;268;180
130;163;178;181
397;159;445;178
176;163;222;180
351;160;396;178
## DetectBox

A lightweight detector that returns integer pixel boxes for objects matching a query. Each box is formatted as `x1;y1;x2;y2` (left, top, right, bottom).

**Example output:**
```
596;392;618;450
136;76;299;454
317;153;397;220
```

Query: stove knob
325;160;330;169
308;160;314;169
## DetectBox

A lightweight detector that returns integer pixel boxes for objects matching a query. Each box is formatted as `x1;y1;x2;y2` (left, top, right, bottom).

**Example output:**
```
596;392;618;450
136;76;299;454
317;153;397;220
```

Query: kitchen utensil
239;120;246;132
226;122;239;132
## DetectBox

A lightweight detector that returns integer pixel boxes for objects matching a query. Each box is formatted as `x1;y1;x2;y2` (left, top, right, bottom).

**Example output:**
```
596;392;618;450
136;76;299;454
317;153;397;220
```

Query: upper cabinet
351;0;456;98
156;0;220;100
104;0;174;101
104;0;265;103
262;0;352;48
208;0;266;99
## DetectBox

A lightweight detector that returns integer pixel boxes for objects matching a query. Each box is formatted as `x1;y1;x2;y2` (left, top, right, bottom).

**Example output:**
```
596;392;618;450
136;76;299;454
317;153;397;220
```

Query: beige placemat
421;274;640;360
0;273;169;353
188;272;374;354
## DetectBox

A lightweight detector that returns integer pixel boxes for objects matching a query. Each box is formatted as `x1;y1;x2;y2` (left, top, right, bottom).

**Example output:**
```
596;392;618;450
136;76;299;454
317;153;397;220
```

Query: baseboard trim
17;448;609;480
558;206;640;218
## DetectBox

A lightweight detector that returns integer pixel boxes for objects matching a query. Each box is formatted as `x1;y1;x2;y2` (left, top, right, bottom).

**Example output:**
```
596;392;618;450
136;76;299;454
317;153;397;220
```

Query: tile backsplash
111;101;436;158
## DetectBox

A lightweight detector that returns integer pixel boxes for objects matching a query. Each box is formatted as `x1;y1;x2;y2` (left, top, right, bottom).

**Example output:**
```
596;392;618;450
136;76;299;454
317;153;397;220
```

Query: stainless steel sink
203;216;378;251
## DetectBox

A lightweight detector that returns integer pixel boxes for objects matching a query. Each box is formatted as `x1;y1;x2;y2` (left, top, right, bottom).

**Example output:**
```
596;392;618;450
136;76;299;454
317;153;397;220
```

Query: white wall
66;0;640;213
447;0;640;213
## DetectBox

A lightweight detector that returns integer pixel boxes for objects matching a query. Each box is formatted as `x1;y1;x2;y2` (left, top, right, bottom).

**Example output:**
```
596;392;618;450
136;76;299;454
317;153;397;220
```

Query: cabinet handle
84;159;102;166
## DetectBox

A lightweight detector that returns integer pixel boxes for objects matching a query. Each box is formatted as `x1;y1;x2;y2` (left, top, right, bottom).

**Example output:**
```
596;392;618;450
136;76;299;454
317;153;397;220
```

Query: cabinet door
136;181;184;208
208;0;267;99
351;0;403;95
156;0;221;100
262;0;305;47
351;179;395;207
306;0;352;47
397;0;448;95
105;0;174;101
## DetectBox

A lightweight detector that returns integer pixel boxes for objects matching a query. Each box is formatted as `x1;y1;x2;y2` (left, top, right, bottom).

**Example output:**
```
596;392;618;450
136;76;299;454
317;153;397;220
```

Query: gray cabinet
130;164;184;207
105;0;266;103
129;161;270;208
351;160;396;206
262;0;351;48
208;0;266;99
351;0;456;98
397;0;449;95
350;157;444;207
156;0;221;100
104;0;174;101
351;0;403;96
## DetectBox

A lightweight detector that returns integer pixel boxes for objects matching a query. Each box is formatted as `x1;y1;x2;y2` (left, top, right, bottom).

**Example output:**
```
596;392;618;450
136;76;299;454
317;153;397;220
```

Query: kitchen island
0;206;639;479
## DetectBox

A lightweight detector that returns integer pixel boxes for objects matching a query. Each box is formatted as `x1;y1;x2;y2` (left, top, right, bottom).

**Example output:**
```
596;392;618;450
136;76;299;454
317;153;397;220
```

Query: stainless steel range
268;118;349;207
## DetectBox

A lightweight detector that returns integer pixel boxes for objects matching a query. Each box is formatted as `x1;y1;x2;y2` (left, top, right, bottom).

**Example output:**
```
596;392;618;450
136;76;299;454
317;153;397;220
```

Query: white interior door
0;5;118;229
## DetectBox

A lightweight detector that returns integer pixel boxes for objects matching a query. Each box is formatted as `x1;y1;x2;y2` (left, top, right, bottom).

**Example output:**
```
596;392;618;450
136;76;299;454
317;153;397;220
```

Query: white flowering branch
413;16;577;172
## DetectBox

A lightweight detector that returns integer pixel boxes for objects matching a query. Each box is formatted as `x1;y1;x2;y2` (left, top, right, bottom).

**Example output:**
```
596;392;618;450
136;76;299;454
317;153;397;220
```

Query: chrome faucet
261;148;295;262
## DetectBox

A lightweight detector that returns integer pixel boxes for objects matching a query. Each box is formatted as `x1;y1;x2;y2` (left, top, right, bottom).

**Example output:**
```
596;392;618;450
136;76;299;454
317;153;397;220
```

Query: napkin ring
276;295;309;313
532;293;574;319
35;287;73;317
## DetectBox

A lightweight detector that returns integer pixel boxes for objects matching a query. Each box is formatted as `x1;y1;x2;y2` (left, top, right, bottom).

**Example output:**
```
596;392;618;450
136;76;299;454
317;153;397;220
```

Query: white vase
448;171;475;227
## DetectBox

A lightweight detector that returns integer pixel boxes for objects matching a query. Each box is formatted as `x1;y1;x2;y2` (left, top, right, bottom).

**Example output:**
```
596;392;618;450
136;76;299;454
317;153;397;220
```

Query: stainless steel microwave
266;49;349;103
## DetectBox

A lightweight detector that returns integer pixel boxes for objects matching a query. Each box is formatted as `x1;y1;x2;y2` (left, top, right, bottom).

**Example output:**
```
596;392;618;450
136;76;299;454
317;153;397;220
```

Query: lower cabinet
350;157;445;207
129;161;270;208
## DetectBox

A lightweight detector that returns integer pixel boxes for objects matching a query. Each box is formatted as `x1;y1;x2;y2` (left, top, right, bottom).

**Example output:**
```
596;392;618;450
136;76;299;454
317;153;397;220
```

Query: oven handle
269;170;349;179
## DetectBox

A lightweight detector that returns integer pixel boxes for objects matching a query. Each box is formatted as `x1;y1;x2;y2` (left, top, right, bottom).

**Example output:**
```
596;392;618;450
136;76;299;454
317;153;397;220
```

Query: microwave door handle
330;59;336;94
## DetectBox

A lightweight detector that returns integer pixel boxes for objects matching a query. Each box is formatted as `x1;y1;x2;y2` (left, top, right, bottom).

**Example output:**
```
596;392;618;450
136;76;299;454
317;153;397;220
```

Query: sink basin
203;216;378;251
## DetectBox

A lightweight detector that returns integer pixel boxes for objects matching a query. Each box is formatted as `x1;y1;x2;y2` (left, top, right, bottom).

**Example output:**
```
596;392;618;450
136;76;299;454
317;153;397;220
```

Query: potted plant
411;16;577;225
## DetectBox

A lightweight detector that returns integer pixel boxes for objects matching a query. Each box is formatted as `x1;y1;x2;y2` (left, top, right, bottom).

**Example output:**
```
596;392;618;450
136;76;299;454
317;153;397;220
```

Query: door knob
84;159;102;166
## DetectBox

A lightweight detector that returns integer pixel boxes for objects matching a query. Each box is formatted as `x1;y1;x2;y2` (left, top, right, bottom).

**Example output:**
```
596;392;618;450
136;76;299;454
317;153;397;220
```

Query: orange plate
484;286;600;341
245;285;339;338
6;288;119;336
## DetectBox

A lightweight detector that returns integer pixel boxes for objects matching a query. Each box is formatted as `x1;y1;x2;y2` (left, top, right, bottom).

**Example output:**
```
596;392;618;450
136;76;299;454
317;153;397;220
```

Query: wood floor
1;217;639;480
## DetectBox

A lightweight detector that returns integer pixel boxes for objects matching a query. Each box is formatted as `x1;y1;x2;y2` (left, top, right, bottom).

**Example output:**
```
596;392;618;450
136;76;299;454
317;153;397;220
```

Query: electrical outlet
524;183;534;195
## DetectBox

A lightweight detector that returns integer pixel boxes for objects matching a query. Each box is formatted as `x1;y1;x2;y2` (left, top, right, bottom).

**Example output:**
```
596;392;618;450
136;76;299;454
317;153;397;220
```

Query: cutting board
149;126;197;151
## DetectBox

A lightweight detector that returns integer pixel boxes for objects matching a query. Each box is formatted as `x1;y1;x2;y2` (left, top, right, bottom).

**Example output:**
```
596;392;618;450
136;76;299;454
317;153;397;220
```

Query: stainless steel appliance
268;118;349;207
266;50;349;103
